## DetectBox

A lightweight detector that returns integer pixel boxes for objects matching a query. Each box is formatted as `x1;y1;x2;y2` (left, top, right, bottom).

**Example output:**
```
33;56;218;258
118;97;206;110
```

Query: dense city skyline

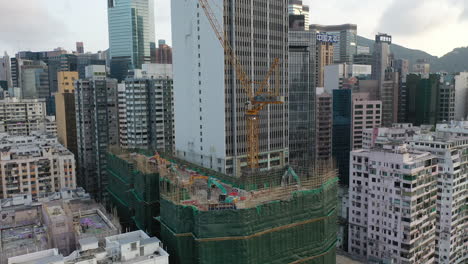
1;0;467;57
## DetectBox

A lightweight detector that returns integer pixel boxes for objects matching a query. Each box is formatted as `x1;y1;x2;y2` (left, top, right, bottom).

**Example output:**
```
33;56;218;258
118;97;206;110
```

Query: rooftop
111;149;337;212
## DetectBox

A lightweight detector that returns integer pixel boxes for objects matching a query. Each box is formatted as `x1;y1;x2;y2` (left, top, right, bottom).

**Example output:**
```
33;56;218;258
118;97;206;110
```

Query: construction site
106;148;338;264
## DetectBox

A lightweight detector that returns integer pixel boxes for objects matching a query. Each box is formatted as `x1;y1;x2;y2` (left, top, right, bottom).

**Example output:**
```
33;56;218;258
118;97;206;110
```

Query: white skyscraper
171;1;289;176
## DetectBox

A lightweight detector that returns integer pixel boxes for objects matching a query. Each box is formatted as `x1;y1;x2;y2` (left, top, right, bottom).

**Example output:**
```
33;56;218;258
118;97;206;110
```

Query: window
131;242;137;251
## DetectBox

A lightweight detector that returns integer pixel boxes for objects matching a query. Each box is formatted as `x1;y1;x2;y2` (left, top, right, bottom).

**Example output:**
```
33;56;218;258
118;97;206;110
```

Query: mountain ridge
357;35;468;73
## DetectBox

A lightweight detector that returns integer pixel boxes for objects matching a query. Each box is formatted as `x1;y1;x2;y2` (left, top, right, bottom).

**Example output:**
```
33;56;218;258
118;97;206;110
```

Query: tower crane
198;0;284;169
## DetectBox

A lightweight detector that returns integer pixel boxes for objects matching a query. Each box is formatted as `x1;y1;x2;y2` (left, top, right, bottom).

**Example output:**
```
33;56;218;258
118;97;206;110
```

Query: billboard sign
316;33;339;43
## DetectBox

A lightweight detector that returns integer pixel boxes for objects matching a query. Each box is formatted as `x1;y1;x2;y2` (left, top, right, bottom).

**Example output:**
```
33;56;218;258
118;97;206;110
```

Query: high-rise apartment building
351;93;382;149
349;143;437;263
310;24;358;63
0;97;56;136
108;0;156;81
120;64;174;153
172;0;289;176
0;133;76;199
289;30;316;167
75;65;119;201
408;125;467;264
55;71;78;157
454;72;468;120
288;0;310;30
154;39;172;64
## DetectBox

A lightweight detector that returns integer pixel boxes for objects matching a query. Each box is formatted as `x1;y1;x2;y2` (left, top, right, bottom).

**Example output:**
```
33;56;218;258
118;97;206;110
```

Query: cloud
377;0;463;36
0;0;69;52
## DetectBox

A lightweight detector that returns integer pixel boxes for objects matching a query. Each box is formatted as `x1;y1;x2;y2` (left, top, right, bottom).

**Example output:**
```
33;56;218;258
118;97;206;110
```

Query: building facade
406;73;440;126
309;24;358;63
108;0;156;80
75;66;119;201
121;67;174;153
408;129;467;264
154;39;172;64
289;30;316;168
172;0;289;176
288;0;310;30
349;144;437;263
381;71;400;127
332;88;352;185
351;93;382;149
0;97;56;136
315;88;333;161
454;72;468;120
55;71;78;157
0;52;12;89
0;133;76;199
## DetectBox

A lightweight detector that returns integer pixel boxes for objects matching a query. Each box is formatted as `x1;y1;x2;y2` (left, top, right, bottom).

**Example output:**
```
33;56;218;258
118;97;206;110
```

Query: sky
0;0;467;57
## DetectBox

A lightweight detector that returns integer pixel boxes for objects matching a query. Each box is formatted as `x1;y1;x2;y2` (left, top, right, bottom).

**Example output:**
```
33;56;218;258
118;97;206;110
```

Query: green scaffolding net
159;178;338;264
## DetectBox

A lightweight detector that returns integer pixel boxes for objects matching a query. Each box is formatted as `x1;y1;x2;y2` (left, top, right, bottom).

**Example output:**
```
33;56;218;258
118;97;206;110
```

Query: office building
380;71;399;127
120;64;174;153
408;125;468;264
412;59;430;74
0;52;12;88
332;88;352;185
288;0;310;30
55;71;78;156
108;0;156;80
454;72;468;120
76;42;84;54
289;30;316;167
172;0;289;176
21;61;50;99
315;88;333;161
353;53;373;66
75;65;119;201
351;93;382;149
371;33;392;86
0;133;76;200
0;188;121;262
310;24;358;63
324;63;372;90
406;73;440;126
349;143;437;263
0;97;56;136
438;74;456;122
393;59;409;122
154;39;173;64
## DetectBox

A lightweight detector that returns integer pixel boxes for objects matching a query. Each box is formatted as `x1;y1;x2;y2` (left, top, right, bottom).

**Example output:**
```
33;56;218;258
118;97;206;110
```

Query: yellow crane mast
198;0;284;169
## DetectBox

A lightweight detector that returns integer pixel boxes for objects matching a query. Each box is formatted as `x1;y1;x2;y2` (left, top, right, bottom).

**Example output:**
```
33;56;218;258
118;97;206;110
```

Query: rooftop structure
107;148;338;263
8;231;168;264
0;188;121;264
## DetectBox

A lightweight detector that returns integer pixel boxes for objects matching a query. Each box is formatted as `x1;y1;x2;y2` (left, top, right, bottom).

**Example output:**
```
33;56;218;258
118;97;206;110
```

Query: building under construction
107;148;338;264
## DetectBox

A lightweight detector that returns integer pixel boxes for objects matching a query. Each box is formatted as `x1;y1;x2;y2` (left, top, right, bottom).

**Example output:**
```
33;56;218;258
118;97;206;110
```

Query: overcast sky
1;0;467;57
